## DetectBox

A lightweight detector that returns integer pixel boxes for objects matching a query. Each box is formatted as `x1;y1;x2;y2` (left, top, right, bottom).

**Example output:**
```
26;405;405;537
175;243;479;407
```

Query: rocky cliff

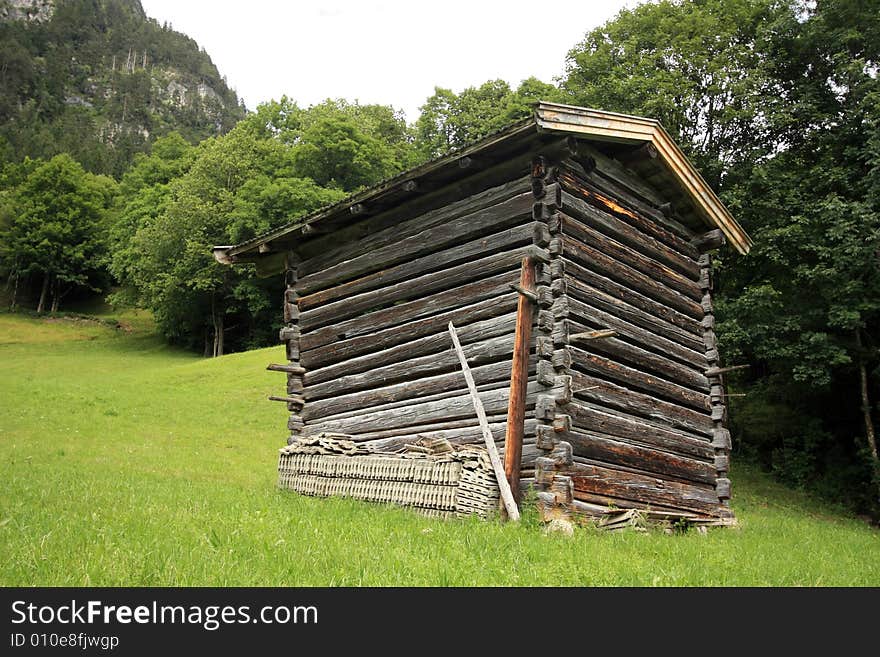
0;0;246;175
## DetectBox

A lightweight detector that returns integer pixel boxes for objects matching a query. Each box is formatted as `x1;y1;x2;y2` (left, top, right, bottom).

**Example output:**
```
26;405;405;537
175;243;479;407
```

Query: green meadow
1;311;877;586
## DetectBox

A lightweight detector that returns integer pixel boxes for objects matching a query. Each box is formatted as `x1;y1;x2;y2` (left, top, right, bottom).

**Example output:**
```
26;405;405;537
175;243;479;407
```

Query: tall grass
0;312;877;586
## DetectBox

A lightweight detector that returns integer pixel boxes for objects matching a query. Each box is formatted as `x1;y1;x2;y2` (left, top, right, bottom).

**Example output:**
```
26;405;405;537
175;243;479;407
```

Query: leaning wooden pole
504;257;536;504
448;321;520;522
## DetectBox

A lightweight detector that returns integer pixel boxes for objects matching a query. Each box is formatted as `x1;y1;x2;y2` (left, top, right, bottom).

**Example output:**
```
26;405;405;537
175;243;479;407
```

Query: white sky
139;0;640;121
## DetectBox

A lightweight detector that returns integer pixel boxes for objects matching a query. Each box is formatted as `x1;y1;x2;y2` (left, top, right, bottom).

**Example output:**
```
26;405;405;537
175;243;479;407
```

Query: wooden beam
509;282;537;304
448;321;520;521
570;329;617;341
705;364;748;377
504;257;535;505
691;229;726;253
266;363;306;375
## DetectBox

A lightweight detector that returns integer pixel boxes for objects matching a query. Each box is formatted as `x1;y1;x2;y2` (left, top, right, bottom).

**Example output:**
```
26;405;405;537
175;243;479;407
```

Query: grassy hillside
0;311;877;586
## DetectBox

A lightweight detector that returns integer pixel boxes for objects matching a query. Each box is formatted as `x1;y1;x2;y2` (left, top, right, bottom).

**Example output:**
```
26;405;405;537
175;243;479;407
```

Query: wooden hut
213;102;751;524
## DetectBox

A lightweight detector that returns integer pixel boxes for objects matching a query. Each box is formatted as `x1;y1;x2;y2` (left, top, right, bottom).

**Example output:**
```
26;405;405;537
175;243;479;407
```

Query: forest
1;0;878;518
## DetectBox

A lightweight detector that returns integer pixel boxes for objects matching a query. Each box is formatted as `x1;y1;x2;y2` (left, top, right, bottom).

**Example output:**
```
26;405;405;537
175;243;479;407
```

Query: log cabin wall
541;152;732;519
281;167;554;477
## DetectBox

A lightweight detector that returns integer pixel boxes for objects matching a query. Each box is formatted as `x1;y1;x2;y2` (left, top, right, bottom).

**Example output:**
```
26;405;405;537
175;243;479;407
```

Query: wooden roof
214;102;750;273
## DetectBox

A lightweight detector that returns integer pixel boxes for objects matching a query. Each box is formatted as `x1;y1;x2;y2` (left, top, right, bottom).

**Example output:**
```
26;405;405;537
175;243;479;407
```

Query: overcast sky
139;0;640;121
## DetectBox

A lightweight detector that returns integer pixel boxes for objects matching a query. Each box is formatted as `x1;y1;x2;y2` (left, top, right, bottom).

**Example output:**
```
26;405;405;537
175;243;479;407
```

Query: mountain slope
0;0;246;175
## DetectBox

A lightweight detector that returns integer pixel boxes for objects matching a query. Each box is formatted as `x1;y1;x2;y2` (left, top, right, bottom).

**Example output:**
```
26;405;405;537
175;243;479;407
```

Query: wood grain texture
565;275;704;351
296;193;532;296
300;294;518;370
565;399;713;460
304;312;518;389
296;175;532;278
565;297;707;370
568;346;711;411
298;219;536;312
570;370;713;437
558;235;703;318
561;214;702;301
300;269;520;352
299;245;546;330
559;188;699;279
567;461;721;514
567;318;709;392
558;257;702;337
504;257;536;502
562;428;716;484
303;331;521;402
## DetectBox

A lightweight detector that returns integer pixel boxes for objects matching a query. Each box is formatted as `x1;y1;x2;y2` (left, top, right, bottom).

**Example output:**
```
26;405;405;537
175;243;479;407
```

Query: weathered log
298;192;534;298
268;395;305;406
559;235;703;319
448;321;520;521
537;359;556;386
299;218;537;312
348;414;510;442
300;269;519;352
505;257;536;504
556;162;698;251
304;381;537;436
559;189;699;280
691;229;726;253
564;399;714;460
278;326;300;342
266;363;306;375
299;245;547;330
362;420;539;455
300;294;517;370
297;175;531;277
569;371;713;436
509;283;537;303
562;428;716;484
561;215;702;301
567;319;709;392
304;332;519;402
565;275;704;352
705;364;748;377
570;329;618;341
567;461;721;514
715;477;731;499
558;257;702;338
712;428;731;450
568;346;711;411
302;359;520;422
304;312;517;388
566;298;707;370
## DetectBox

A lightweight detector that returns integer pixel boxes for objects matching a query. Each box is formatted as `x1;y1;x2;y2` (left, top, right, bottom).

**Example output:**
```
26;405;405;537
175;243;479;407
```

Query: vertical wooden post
504;256;536;503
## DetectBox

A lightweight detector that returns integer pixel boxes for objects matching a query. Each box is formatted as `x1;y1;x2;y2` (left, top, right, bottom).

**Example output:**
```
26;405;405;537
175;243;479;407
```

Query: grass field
1;310;878;586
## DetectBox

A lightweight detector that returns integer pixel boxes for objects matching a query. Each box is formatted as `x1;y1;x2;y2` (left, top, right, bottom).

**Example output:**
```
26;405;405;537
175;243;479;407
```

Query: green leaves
111;99;407;354
0;154;117;312
415;78;563;161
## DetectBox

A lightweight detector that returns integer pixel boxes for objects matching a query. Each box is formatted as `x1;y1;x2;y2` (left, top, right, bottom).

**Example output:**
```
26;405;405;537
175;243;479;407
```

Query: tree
561;0;880;512
562;0;784;185
112;106;347;356
0;154;117;313
415;78;563;161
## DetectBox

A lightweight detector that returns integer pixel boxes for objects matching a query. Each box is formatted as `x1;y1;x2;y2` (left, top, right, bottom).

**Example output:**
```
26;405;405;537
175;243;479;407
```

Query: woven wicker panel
278;448;499;518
